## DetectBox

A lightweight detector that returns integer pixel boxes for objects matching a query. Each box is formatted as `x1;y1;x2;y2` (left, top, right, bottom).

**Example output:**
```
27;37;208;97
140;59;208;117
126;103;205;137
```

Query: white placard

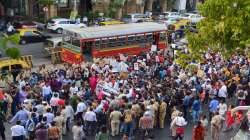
151;45;157;52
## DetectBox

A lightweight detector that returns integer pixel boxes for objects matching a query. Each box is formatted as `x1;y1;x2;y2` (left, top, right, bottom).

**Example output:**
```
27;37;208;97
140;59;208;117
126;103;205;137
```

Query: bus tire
56;28;63;34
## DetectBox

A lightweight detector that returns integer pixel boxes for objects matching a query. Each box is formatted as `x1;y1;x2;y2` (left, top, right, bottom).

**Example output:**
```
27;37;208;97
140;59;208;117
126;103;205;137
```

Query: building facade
2;0;204;19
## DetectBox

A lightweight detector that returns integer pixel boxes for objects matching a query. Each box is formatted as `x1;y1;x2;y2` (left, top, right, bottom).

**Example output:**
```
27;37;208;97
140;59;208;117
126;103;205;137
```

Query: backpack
124;112;132;123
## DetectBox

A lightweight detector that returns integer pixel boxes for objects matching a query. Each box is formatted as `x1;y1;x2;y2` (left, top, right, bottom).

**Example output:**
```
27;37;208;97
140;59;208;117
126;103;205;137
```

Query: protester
192;121;205;140
171;112;187;140
11;120;25;140
72;121;86;140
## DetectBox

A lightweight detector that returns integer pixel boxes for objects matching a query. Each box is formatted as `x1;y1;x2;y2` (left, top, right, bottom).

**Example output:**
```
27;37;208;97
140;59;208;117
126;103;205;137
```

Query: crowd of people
0;48;249;140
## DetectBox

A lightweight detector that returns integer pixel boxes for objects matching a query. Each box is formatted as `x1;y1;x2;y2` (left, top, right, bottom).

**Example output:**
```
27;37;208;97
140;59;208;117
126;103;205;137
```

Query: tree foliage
176;0;250;67
0;34;21;59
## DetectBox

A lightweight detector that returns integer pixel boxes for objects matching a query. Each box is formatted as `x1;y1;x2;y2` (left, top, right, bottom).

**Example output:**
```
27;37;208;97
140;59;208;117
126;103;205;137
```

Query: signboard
96;82;118;97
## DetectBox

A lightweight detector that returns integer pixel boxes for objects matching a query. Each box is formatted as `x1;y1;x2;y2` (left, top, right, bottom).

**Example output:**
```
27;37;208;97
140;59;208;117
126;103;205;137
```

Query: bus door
154;32;160;45
81;40;93;60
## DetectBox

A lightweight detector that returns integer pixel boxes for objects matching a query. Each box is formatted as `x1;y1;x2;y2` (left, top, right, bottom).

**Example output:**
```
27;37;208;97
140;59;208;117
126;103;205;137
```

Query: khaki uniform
159;101;167;128
61;109;67;135
153;102;159;127
110;110;122;136
54;115;64;140
170;110;180;137
211;115;223;140
4;93;13;119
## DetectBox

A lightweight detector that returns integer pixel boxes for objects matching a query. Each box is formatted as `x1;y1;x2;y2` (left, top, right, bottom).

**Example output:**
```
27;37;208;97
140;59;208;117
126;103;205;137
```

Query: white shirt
171;116;187;127
44;112;54;123
84;111;97;122
75;102;87;114
66;105;75;120
218;85;227;98
11;125;25;136
218;103;227;116
42;85;52;96
70;86;79;94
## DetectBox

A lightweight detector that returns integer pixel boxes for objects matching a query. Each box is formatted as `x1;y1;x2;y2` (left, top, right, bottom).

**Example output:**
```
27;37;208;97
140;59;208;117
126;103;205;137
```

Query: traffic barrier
20;55;33;67
51;51;62;64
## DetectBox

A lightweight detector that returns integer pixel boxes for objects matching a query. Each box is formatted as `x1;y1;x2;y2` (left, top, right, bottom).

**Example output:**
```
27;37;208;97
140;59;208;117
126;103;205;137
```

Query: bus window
101;39;108;48
72;38;80;47
127;36;135;45
146;34;153;42
117;37;126;46
94;40;100;49
109;38;117;47
136;35;145;43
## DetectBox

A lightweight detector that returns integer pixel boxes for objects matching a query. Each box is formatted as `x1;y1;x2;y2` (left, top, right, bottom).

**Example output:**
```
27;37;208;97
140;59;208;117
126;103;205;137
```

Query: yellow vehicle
17;28;50;44
99;20;124;26
168;19;191;31
0;59;30;76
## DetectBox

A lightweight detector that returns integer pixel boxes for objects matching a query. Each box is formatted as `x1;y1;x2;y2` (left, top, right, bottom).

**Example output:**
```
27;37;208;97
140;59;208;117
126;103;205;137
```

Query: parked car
13;21;38;29
168;19;191;31
122;13;150;23
47;18;87;34
17;28;51;44
180;13;204;23
162;12;181;19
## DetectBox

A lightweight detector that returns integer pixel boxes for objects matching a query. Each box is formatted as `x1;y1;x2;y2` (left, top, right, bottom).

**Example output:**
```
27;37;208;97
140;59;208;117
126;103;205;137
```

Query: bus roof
64;22;167;40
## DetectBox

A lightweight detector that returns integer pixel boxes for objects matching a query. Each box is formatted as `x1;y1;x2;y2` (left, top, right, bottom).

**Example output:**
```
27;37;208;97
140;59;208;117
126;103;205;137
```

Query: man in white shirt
11;121;25;140
84;108;97;135
170;112;187;140
65;102;75;130
42;83;52;102
75;100;87;122
218;81;227;99
43;108;54;124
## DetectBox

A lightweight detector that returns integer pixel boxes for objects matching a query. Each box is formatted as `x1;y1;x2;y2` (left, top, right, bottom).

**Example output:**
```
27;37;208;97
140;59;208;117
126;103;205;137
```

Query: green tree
0;34;21;59
176;0;250;68
107;0;126;19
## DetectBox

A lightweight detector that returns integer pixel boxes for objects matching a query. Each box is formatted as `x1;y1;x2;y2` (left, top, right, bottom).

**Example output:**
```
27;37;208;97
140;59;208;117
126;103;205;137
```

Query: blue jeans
192;110;200;123
43;94;51;102
124;122;133;137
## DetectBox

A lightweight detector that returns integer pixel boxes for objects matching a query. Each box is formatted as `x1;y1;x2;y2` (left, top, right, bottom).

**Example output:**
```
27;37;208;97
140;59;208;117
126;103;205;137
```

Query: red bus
61;22;168;64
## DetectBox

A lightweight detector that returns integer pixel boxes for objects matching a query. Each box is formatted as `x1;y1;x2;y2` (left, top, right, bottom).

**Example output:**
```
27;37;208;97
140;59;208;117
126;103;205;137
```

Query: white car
162;12;181;19
47;18;86;34
180;13;204;23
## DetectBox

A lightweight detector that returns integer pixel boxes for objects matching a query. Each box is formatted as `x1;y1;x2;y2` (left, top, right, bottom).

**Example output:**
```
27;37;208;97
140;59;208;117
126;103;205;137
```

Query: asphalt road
0;31;60;67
